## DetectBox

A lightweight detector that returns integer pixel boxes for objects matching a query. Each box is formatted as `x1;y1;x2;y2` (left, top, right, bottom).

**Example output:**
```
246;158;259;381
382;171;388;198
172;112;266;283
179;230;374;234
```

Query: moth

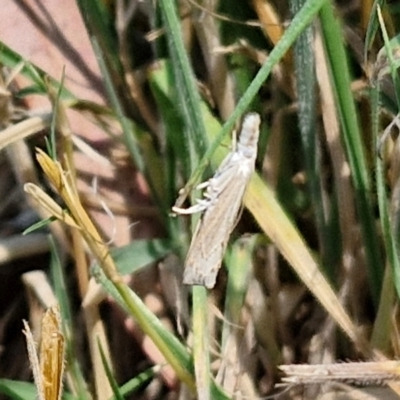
173;113;261;288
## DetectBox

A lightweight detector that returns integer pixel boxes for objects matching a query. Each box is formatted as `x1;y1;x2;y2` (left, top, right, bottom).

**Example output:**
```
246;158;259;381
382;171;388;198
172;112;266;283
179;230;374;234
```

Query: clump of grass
1;1;400;399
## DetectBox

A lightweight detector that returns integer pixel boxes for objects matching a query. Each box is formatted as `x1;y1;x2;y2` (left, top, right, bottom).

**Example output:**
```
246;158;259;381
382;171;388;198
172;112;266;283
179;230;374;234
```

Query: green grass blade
221;236;259;349
22;216;57;235
148;60;189;201
105;238;172;275
0;379;38;400
118;367;157;398
158;0;208;166
319;1;383;305
97;338;124;400
371;85;397;350
377;7;400;108
290;0;340;278
91;266;194;387
191;286;212;400
47;67;66;159
375;8;400;301
75;0;122;84
364;0;385;61
0;41;75;99
156;5;224;395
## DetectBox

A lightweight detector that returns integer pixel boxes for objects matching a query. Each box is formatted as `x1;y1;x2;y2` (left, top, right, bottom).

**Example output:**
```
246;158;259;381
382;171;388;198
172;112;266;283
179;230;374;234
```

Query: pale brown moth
173;113;261;288
23;305;65;400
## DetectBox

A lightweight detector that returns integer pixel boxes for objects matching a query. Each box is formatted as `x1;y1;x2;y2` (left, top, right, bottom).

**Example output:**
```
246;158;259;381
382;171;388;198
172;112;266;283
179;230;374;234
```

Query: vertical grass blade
319;2;383;305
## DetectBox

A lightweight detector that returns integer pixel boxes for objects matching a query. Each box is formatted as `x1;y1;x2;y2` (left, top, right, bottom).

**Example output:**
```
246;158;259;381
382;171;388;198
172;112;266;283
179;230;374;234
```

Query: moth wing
183;239;225;288
183;163;250;288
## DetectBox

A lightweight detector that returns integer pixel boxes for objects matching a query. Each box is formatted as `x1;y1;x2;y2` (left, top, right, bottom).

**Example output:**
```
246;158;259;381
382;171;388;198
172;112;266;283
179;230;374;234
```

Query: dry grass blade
23;305;65;400
24;183;81;230
252;0;284;46
280;361;400;385
0;113;52;151
0;233;49;265
33;149;120;283
190;0;236;120
22;271;58;310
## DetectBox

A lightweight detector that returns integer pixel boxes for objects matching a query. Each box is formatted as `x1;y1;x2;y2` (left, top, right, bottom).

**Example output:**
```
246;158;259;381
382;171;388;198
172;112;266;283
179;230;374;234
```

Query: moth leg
173;187;220;215
172;196;212;214
173;176;221;215
172;203;207;215
196;180;211;190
